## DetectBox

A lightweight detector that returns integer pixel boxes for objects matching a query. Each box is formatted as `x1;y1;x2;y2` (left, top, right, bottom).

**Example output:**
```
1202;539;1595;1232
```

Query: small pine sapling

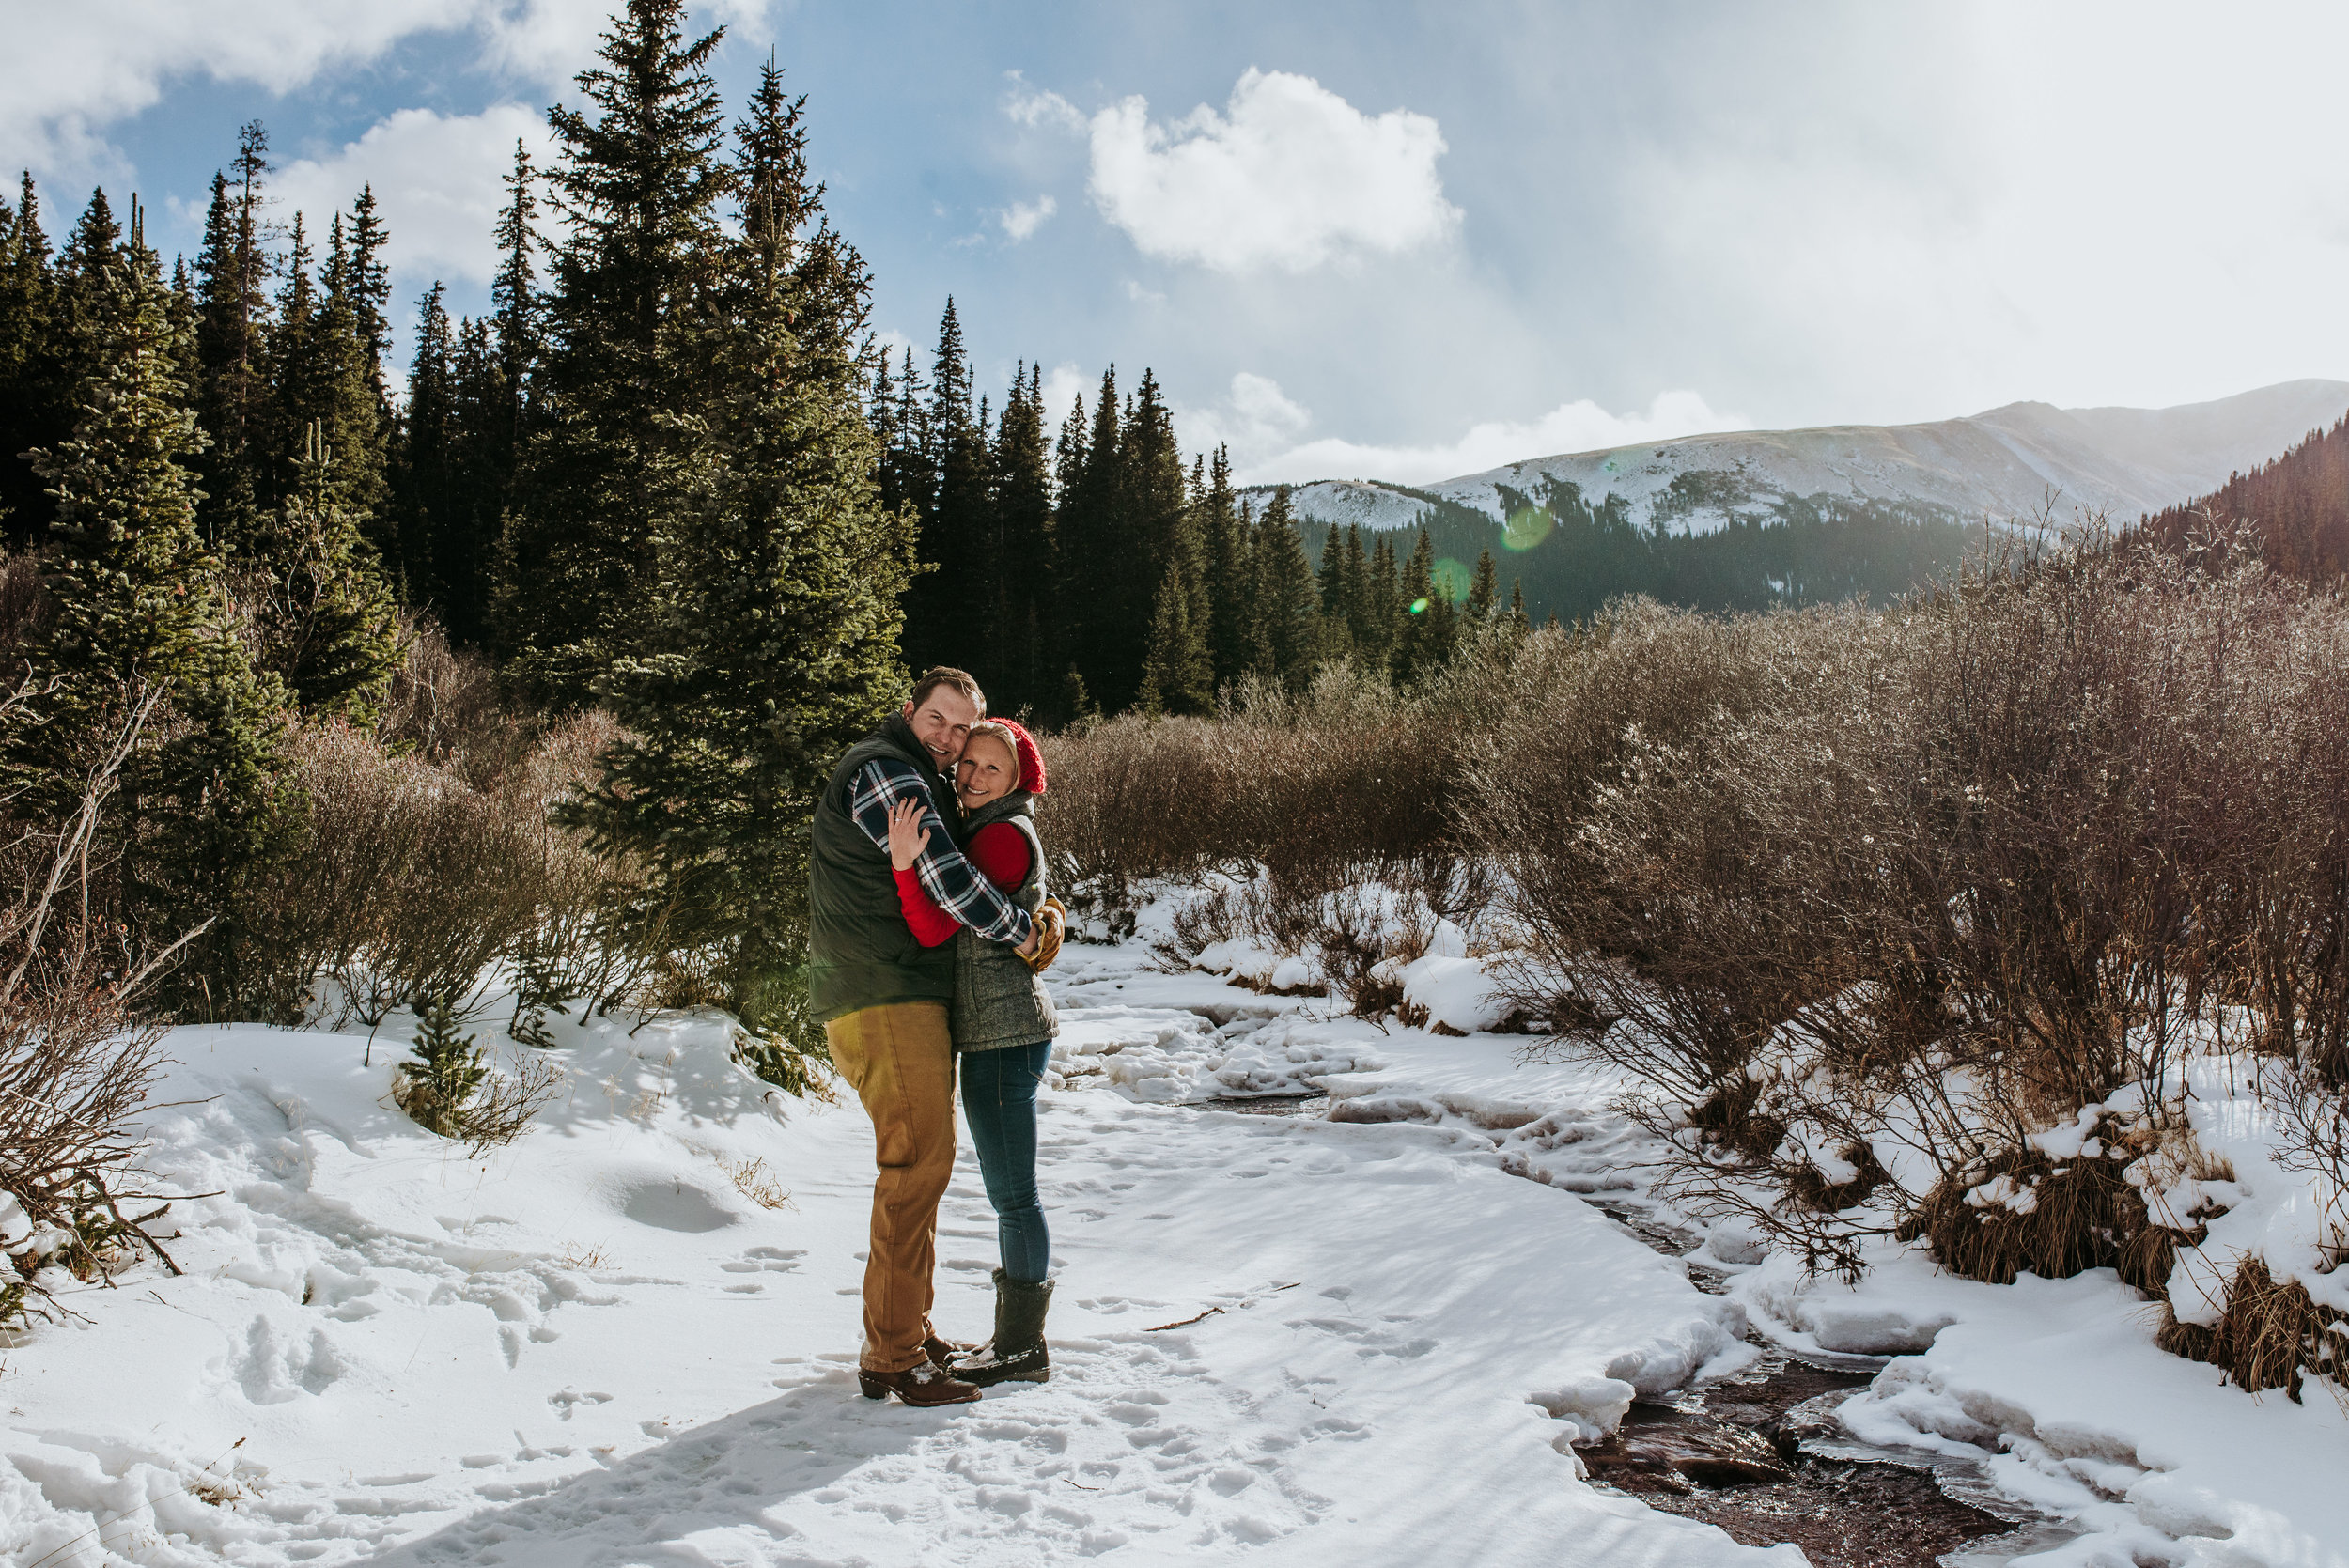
396;996;487;1137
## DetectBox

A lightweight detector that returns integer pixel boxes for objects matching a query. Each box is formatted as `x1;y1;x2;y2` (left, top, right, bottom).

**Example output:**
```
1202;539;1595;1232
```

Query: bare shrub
239;708;652;1034
451;1055;566;1157
267;723;542;1026
377;613;538;784
0;689;198;1325
1478;551;2349;1281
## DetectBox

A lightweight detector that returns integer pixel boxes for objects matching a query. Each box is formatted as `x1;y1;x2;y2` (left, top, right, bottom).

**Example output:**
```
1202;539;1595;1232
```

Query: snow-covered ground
4;923;2346;1565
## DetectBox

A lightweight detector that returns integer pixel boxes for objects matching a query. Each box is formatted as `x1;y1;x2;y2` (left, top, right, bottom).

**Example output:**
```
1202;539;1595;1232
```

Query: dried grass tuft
2155;1256;2349;1407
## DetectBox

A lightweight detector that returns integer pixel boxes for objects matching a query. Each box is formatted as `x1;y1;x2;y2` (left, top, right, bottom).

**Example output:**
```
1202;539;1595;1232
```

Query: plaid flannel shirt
848;757;1033;947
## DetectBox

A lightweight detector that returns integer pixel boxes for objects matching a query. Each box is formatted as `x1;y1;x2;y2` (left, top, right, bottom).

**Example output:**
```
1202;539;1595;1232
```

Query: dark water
1198;1092;1330;1117
1578;1204;2077;1568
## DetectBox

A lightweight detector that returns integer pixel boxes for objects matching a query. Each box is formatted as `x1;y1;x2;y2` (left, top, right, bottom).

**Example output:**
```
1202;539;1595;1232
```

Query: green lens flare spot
1408;598;1430;614
1432;557;1473;602
1503;505;1554;551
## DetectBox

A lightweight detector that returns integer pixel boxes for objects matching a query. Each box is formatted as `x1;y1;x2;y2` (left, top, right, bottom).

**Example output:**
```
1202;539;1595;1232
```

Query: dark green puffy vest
950;793;1059;1053
807;717;956;1023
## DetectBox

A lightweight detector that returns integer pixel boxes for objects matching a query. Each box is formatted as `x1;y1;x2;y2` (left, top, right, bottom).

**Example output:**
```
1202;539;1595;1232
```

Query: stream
1577;1208;2080;1567
1197;1086;2081;1567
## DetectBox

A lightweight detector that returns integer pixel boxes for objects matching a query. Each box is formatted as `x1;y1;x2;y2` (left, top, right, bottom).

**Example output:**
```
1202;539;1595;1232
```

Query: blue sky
11;1;2349;485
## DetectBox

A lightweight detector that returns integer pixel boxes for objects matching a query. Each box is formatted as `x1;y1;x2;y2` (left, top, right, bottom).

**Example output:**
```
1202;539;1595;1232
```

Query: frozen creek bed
0;935;2343;1566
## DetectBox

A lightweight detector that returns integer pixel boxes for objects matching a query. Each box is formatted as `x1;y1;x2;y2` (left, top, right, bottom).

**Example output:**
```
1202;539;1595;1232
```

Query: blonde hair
963;721;1020;774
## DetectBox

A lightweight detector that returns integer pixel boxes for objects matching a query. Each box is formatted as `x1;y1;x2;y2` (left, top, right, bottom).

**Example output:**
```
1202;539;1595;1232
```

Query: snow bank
1739;1248;2349;1566
1051;1005;1384;1101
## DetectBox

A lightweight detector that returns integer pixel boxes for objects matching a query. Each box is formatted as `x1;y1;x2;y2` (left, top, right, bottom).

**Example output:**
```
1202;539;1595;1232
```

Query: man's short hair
909;666;986;715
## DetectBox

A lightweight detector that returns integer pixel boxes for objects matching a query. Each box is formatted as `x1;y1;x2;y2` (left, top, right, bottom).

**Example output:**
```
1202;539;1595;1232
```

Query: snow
7;913;2347;1565
1273;379;2349;539
1752;1254;2349;1566
0;949;1766;1567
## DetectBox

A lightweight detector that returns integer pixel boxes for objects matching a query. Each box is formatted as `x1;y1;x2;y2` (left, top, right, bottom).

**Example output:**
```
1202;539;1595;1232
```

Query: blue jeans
959;1041;1052;1283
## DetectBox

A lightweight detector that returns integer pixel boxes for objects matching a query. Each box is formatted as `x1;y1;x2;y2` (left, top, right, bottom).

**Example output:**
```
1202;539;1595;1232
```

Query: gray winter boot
953;1269;1052;1388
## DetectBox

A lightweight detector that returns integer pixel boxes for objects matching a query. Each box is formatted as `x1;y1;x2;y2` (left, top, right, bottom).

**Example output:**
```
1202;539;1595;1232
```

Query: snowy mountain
1274;380;2349;539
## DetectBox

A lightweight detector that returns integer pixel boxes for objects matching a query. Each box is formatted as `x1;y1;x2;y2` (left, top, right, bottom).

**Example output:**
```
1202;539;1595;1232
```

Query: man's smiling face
903;689;979;774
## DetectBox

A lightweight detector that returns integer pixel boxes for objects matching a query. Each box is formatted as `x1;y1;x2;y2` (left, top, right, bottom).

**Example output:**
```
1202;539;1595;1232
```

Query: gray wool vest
951;792;1060;1053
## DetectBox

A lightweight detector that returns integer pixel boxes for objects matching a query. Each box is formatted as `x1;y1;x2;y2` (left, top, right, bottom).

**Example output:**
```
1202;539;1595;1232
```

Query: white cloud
1037;363;1090;434
997;194;1056;242
3;0;478;184
1174;372;1313;467
274;104;555;287
1223;386;1751;488
0;0;771;190
1003;74;1085;134
476;0;772;90
1083;69;1458;274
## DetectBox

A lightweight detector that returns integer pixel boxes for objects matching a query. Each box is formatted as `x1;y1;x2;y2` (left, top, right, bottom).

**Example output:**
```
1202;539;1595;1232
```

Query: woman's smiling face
954;733;1019;811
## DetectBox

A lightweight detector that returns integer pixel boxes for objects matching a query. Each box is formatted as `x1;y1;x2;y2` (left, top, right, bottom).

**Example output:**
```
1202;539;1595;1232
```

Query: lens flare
1503;505;1554;552
1408;598;1430;614
1432;557;1473;602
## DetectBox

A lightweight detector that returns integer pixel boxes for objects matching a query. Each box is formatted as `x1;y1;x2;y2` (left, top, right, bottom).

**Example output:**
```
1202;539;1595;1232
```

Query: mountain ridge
1261;380;2349;539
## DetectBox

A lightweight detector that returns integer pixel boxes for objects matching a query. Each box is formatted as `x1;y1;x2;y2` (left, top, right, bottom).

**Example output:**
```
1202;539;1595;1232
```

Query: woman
884;718;1061;1388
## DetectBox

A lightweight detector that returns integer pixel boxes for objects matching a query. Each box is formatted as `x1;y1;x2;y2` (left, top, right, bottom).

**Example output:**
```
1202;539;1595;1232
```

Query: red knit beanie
996;719;1048;795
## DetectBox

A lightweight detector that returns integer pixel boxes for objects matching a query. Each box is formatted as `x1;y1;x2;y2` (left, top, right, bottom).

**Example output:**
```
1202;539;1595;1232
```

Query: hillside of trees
1272;477;1993;627
2140;411;2349;580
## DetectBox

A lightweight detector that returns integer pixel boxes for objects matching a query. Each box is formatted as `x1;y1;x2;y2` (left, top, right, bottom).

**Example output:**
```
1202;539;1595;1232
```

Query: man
807;666;1065;1406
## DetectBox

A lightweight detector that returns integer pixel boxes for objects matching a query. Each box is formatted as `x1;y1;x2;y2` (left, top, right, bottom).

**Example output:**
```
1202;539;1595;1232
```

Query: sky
8;0;2349;487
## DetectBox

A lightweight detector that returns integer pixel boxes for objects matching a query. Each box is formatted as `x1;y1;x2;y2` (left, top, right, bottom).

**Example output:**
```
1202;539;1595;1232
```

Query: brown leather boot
924;1330;976;1365
858;1358;981;1406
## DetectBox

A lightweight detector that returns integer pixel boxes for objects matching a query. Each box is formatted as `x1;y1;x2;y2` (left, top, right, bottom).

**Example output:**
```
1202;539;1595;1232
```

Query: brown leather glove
1019;897;1066;973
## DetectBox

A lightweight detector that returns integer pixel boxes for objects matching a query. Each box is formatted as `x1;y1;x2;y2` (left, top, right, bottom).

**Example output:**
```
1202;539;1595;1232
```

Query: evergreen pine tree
393;283;459;613
316;210;394;552
1508;579;1529;632
1106;369;1190;711
991;360;1054;716
248;419;400;722
1368;533;1401;670
1315;522;1345;613
499;0;730;704
344;185;394;391
1395;528;1438;681
8;210;299;1016
904;298;996;685
491;139;541;404
1338;525;1374;658
56;188;122;371
0;176;67;546
443;314;508;642
1054;366;1122;702
1198;445;1249;689
1135;555;1211;715
397;995;487;1138
875;347;930;521
565;57;911;1079
1251;486;1319;691
192;124;275;553
1466;544;1499;622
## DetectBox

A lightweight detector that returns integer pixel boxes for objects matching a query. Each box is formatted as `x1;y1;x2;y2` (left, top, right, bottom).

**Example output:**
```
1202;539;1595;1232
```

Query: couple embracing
807;666;1070;1408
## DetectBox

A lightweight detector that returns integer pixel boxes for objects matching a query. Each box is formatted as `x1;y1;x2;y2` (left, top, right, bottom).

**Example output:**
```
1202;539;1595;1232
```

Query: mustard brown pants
825;1001;957;1373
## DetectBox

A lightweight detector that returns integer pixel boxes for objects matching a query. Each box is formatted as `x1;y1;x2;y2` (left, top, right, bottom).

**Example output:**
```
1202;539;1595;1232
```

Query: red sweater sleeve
894;822;1032;948
894;867;961;947
965;821;1034;889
